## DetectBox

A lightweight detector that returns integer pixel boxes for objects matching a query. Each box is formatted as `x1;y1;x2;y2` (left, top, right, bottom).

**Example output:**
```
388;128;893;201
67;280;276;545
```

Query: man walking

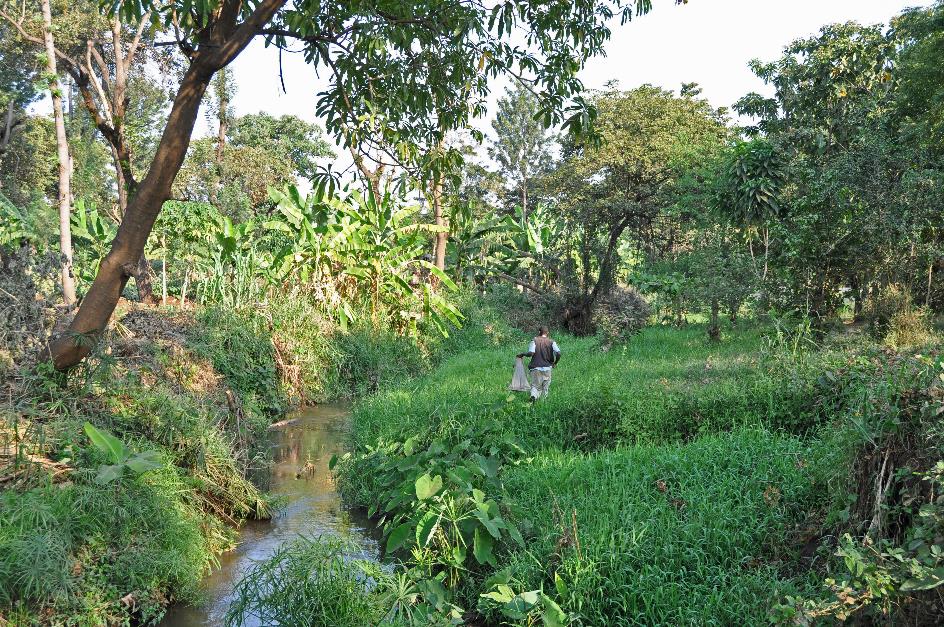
517;326;561;402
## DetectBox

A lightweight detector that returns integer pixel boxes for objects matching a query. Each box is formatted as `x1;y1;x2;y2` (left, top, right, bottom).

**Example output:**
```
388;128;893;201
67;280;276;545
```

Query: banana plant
447;201;519;283
83;422;162;485
71;200;118;285
200;217;269;308
267;184;463;335
0;192;36;247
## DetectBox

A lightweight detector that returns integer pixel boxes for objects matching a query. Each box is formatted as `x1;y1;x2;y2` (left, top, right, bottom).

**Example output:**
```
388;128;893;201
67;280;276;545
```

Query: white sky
213;0;927;173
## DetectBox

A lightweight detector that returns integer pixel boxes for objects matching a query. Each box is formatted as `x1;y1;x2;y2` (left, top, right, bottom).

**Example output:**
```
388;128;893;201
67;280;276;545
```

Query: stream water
159;404;380;626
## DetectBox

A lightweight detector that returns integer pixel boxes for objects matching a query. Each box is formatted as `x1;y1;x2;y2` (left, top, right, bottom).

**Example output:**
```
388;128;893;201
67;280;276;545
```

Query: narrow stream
159;404;380;626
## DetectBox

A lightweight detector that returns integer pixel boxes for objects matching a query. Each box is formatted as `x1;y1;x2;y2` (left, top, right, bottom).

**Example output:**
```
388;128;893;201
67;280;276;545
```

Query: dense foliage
2;0;944;624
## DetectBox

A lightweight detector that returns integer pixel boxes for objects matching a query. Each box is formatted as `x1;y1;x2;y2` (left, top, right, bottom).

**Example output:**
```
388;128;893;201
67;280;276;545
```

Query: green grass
225;536;389;627
0;307;281;624
350;323;819;454
252;288;528;403
501;429;827;625
338;317;849;624
0;464;218;624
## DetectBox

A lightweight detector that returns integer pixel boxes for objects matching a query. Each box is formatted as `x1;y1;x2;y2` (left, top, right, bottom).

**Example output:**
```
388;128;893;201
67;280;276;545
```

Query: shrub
193;307;289;418
776;351;944;625
593;284;651;344
885;305;935;348
864;283;935;347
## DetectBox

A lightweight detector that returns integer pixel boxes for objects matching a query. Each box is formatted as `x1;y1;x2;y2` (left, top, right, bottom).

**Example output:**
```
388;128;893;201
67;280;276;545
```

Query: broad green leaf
554;572;569;598
84;422;128;463
504;591;538;620
507;519;525;546
416;510;441;547
95;464;124;485
540;593;567;627
385;522;413;555
474;508;502;539
415;474;443;500
125;450;163;475
473;526;495;565
481;583;515;604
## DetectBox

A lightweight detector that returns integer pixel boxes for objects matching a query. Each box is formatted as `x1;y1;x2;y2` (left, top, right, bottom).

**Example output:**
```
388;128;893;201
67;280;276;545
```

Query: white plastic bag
508;357;530;392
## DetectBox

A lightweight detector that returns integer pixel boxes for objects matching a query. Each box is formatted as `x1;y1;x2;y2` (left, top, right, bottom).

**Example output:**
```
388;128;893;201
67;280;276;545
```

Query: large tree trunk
0;100;16;153
110;16;156;304
47;0;287;370
112;144;156;303
41;0;76;306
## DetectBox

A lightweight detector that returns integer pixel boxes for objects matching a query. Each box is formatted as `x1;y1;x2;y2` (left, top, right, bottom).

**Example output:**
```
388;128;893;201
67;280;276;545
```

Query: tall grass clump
193;306;289;417
265;294;434;401
225;536;390;627
0;462;217;624
260;287;524;403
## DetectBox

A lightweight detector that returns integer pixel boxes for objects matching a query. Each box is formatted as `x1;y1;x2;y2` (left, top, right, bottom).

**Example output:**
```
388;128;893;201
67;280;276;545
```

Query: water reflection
159;404;378;626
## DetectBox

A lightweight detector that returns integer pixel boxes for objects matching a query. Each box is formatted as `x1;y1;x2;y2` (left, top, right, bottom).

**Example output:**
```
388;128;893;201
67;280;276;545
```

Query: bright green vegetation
0;309;276;623
0;291;470;624
3;0;944;623
329;308;944;625
350;324;819;453
335;318;838;623
225;537;390;627
500;431;824;625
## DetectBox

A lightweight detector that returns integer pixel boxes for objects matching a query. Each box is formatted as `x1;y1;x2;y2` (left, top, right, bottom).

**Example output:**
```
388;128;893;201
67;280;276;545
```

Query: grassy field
350;323;820;453
500;430;827;625
335;319;843;624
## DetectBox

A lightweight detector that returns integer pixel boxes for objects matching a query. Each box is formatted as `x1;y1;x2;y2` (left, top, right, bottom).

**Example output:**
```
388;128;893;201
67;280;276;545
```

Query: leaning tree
44;0;687;370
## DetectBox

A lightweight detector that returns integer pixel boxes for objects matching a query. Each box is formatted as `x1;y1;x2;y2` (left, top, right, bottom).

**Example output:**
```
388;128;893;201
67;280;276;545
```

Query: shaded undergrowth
0;288;506;625
0;307;279;625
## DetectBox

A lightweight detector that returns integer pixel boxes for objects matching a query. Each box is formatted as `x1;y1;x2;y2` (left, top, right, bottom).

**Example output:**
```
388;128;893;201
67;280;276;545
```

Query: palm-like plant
0;192;37;247
71;200;117;286
268;185;463;335
447;201;519;283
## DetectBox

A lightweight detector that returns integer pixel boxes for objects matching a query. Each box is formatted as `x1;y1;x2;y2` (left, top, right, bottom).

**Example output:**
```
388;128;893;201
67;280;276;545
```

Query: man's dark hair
538;326;549;336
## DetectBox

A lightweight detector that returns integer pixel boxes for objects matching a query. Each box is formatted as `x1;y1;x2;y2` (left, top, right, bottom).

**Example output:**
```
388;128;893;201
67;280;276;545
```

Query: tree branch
203;0;287;71
124;11;152;69
0;9;81;70
495;272;545;296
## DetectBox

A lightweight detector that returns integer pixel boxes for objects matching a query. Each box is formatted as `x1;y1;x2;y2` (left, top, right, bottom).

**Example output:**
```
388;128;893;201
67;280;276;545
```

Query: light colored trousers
530;369;552;400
